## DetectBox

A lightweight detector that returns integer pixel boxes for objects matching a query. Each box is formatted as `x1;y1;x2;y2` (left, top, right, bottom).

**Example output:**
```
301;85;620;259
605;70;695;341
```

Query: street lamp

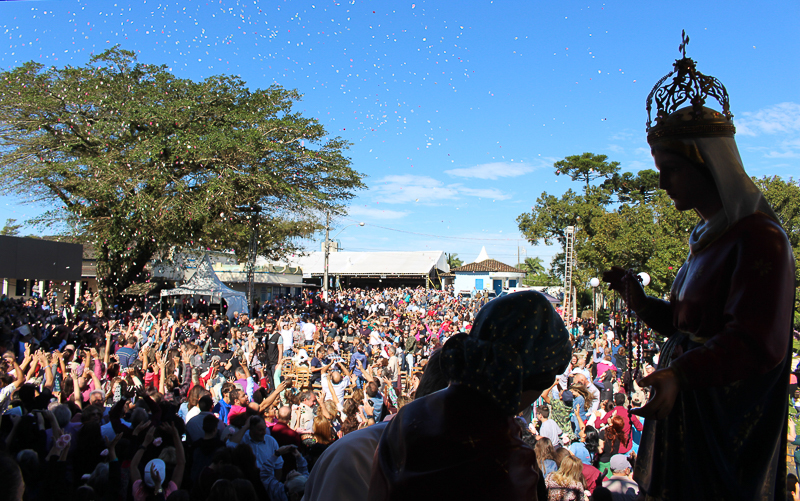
590;277;600;323
323;217;365;301
235;204;263;315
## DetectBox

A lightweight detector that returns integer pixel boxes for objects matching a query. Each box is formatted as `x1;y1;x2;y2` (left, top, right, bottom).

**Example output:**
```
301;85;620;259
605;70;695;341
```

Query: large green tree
0;47;365;303
519;157;800;320
754;176;800;327
554;152;621;190
518;156;696;311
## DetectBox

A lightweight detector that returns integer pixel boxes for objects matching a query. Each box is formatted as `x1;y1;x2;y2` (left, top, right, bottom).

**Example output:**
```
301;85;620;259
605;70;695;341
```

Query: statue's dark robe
635;212;795;501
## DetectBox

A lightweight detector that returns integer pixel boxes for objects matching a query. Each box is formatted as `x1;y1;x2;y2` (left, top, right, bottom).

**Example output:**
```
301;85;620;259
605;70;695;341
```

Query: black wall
0;236;82;281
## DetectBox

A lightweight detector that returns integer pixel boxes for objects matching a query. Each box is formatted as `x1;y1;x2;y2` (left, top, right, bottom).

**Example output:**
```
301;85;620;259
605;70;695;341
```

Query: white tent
294;251;449;276
160;254;247;318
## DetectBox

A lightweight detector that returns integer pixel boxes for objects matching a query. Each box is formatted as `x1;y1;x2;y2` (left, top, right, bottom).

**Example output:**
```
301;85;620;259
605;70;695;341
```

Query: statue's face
654;151;718;213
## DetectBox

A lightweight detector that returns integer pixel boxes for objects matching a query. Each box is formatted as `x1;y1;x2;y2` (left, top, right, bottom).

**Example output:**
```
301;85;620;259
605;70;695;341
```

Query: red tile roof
450;259;523;273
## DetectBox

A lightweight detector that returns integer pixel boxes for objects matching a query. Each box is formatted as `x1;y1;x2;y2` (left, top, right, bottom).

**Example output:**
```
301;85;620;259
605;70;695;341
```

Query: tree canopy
518;154;697;308
518;156;799;322
754;176;800;327
0;219;22;237
445;253;463;270
516;256;558;286
554;152;621;190
0;47;365;302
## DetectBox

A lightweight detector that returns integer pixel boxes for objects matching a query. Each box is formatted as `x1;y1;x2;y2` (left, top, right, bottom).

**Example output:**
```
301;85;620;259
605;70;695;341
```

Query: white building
451;247;526;295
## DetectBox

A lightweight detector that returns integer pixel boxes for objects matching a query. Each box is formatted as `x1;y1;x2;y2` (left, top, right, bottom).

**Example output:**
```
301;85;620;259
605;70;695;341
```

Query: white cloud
764;149;800;159
445;162;535;180
625;160;650;172
765;136;800;158
459;187;511;200
609;129;636;141
736;102;800;136
370;174;511;204
346;205;410;220
372;175;459;204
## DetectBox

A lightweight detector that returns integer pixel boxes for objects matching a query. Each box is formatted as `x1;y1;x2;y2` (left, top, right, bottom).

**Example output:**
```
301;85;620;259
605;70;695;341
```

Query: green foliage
519;157;800;323
517;153;696;305
445;253;463;270
753;176;800;327
517;256;545;275
0;47;365;301
554;152;621;189
515;257;556;285
0;219;22;236
601;169;660;204
522;272;560;287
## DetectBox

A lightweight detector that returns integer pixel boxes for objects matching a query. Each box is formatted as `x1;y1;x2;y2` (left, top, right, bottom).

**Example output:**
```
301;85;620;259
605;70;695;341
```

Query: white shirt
0;384;15;415
587;382;601;413
294;348;310;365
322;373;351;405
302;422;388;501
537;418;562;444
602;475;639;500
280;329;294;350
301;322;316;341
385;356;399;383
185;405;201;424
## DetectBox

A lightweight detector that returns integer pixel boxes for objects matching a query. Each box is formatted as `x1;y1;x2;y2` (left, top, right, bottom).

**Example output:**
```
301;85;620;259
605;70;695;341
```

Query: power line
339;245;556;259
339;216;532;242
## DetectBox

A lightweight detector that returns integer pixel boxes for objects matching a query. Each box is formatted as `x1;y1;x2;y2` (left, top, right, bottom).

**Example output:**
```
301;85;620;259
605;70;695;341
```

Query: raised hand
142;424;156;447
105;432;123;461
133;419;152;436
603;266;647;313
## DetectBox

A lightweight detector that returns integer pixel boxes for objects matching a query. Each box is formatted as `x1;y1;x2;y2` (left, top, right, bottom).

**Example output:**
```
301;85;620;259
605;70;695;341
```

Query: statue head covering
440;290;571;415
645;33;779;253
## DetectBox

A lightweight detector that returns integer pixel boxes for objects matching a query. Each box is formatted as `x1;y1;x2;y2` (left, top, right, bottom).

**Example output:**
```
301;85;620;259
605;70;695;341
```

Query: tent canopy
160;254;247;318
295;251;449;276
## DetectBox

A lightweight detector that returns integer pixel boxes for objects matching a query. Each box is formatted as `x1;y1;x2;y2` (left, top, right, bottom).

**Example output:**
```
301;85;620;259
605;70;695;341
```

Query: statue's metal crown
646;31;735;142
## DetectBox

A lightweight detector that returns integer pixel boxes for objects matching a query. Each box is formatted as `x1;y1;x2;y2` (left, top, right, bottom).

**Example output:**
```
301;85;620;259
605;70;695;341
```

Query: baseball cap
144;459;166;488
609;454;630;472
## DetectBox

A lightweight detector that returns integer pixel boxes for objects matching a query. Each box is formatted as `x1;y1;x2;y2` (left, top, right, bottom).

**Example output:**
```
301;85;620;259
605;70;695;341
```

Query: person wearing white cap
130;423;185;501
601;454;638;500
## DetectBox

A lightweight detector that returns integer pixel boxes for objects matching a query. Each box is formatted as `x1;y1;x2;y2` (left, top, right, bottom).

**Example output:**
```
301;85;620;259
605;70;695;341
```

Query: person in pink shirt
595;352;616;380
594;393;642;454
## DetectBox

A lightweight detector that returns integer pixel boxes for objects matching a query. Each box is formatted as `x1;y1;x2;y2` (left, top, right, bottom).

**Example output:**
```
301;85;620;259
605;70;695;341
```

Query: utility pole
323;212;330;302
237;204;262;315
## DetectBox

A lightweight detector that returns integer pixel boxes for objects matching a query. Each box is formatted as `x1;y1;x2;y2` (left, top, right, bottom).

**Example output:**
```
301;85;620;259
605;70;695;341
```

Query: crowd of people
0;282;784;501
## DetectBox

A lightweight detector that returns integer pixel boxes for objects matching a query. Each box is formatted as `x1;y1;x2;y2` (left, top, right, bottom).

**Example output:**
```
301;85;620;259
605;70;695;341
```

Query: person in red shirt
595;393;642;454
270;405;302;448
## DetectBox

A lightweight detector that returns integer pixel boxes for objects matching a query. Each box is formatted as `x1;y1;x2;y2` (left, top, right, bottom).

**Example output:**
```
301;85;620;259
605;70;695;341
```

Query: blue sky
1;0;798;270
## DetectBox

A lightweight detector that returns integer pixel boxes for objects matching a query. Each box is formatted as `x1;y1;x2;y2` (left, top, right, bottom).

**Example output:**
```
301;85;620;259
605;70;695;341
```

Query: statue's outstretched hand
631;367;679;420
603;266;647;313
